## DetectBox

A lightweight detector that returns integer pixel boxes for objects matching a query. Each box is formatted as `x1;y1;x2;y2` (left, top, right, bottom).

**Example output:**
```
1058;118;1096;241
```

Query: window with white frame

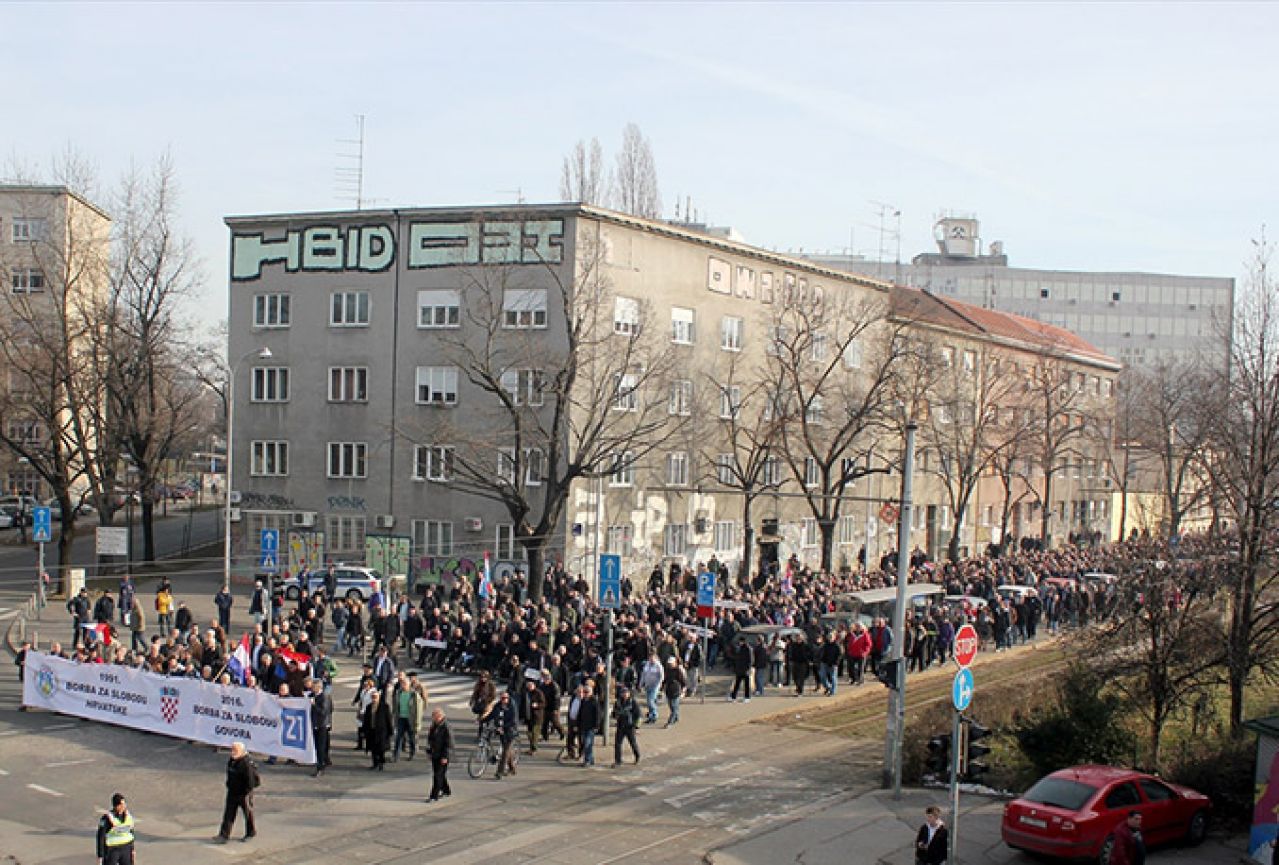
941;346;955;367
666;451;689;486
762;455;782;487
613;373;638;411
803;457;820;487
840;457;859;481
719;385;741;419
502;288;548;329
669;380;692;416
664;523;687;557
251;366;290;402
11;218;46;242
330;290;370;326
805;395;824;425
713;520;737;551
962;349;976;374
327;441;368;478
328;366;368;402
609;451;635;487
325;514;367;554
843;338;863;369
253;293;291;328
413;445;453;482
5;420;44;445
417;289;461;328
720;316;743;351
11;268;44;293
838;515;857;545
501;368;545;406
413;519;453;556
716;453;735;485
614;296;640;336
524;447;544;486
496;523;518;559
606;524;633;556
497;448;517;485
250;441;289;476
416;366;458;406
801;518;819;548
767;324;789;357
763;389;786;422
811;331;829;362
671;307;695;344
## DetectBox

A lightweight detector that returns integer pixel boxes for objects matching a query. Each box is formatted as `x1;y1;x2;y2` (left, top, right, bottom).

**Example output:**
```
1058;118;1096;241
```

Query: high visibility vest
105;812;135;846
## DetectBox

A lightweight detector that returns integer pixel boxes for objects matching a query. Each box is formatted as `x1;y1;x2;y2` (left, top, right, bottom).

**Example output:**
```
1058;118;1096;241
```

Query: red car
1001;765;1210;862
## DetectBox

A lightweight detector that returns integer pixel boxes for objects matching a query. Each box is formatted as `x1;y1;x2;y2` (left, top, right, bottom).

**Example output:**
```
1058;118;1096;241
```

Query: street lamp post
223;347;273;593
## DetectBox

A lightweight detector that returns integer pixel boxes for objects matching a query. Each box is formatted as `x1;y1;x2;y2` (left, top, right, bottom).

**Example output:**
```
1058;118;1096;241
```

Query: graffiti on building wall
414;555;479;590
241;492;296;510
327;496;366;511
366;536;410;578
287;531;325;577
231;219;565;280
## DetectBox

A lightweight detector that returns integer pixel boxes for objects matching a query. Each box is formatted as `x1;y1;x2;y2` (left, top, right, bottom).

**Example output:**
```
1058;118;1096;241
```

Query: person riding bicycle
469;672;498;730
480;690;519;779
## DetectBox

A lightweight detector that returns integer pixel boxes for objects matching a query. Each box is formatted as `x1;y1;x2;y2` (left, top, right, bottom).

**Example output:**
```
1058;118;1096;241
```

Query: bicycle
467;722;520;779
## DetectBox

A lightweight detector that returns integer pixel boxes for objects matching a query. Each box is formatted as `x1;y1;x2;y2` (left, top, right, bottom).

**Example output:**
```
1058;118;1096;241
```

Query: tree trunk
819;518;836;574
1041;472;1054;546
740;495;754;582
524;540;546;604
141;499;156;563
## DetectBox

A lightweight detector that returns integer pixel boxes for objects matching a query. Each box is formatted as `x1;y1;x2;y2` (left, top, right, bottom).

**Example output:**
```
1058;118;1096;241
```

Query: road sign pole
950;709;963;865
884;421;917;796
602;608;613;746
36;541;44;615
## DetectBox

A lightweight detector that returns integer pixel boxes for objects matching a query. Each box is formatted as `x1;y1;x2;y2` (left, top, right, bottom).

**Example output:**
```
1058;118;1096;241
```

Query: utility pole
883;421;917;796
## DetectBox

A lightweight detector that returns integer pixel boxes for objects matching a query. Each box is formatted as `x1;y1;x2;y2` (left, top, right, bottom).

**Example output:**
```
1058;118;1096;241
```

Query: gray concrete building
805;214;1234;371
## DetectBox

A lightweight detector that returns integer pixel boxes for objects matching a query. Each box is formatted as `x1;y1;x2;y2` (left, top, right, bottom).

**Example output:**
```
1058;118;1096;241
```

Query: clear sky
5;2;1273;327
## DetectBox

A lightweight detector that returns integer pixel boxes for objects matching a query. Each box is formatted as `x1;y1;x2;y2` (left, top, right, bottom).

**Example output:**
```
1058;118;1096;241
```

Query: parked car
1001;765;1210;862
0;510;13;529
278;565;383;602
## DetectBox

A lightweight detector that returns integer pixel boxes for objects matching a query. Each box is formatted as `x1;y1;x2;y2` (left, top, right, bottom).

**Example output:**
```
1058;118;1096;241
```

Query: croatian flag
479;551;493;600
227;634;252;685
81;622;111;646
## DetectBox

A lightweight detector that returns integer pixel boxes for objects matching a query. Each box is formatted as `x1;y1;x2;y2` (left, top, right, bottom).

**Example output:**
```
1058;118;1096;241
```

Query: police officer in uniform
96;792;135;864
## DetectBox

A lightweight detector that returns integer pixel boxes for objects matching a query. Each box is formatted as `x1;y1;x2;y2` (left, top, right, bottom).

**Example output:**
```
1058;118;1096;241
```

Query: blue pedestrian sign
952;667;974;712
260;529;279;573
598;553;621;609
31;506;52;543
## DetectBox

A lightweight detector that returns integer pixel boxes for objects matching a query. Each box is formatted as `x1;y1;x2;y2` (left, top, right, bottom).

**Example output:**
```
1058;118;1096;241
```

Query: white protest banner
413;638;448;650
22;652;314;762
678;623;715;639
714;599;751;610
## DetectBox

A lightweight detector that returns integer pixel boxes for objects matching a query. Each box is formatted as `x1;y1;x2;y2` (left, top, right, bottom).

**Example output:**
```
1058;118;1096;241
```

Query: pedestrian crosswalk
332;667;477;716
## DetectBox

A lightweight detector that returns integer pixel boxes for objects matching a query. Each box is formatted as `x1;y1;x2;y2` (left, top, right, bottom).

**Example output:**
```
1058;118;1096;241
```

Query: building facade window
713;520;737;552
496;523;518;560
664;523;687;557
614;296;640;336
843;338;863;369
524;447;545;486
11;218;47;243
811;331;829;362
805;395;824;425
502;288;548;329
671;307;695;344
719;385;741;419
497;448;517;485
416;366;459;406
250;367;290;403
328;366;368;403
669;380;693;416
327;442;368;478
801;518;819;548
606;524;633;556
666;451;689;486
720;316;743;351
613;373;638;411
609;451;635;487
253;293;291;328
413;519;453;556
414;445;454;482
417;289;461;328
501;368;545;406
762;455;782;487
838;515;857;545
5;420;44;445
250;440;289;476
10;268;43;293
330;290;370;326
325;514;366;554
716;453;735;485
803;457;820;487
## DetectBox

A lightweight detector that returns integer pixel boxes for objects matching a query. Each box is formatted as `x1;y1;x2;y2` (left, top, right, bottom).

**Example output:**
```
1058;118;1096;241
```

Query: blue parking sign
697;570;716;614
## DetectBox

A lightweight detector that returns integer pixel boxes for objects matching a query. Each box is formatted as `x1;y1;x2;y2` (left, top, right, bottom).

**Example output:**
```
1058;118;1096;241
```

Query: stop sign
954;623;979;668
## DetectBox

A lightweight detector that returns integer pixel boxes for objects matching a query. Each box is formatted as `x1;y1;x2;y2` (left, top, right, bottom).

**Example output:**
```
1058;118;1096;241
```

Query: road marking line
0;768;9;776
593;826;701;864
27;783;64;797
0;730;20;737
46;758;96;768
45;723;78;731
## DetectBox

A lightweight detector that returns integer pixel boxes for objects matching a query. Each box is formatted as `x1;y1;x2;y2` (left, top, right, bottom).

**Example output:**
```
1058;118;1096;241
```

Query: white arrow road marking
27;783;63;797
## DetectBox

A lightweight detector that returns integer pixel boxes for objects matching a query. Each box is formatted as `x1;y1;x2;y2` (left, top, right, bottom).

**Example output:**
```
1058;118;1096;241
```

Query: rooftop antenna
335;114;367;209
870;200;901;283
498;188;526;204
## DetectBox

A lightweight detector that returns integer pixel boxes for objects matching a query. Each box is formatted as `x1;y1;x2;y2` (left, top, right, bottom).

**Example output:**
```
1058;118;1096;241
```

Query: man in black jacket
728;638;753;702
214;742;257;843
426;707;453;802
914;805;948;865
310;680;333;777
483;691;519;778
612;687;641;766
577;685;601;766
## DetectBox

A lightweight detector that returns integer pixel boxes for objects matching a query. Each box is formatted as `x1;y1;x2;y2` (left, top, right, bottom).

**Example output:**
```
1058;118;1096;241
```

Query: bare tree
559;138;605;206
106;156;203;562
1023;349;1095;545
611;123;661;219
697;349;786;582
408;230;688;601
769;288;903;572
1206;236;1279;731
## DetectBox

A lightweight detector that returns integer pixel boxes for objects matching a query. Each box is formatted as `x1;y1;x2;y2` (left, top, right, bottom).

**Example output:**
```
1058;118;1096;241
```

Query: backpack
249;759;262;789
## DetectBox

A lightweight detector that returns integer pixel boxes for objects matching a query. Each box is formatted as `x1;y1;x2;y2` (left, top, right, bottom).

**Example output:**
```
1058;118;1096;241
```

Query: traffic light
876;658;901;691
926;734;952;779
964;719;992;781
